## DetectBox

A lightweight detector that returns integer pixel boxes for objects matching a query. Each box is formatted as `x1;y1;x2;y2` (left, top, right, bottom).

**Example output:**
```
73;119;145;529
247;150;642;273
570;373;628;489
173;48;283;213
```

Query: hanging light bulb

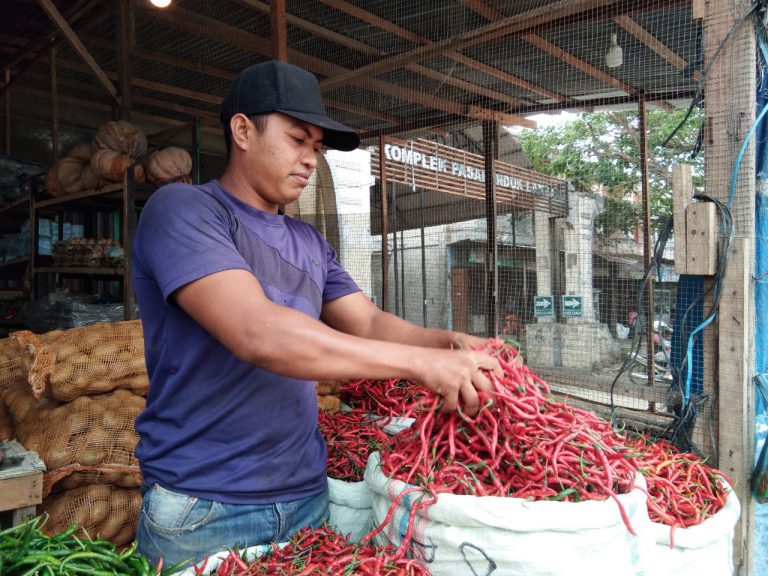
150;0;173;7
605;33;623;68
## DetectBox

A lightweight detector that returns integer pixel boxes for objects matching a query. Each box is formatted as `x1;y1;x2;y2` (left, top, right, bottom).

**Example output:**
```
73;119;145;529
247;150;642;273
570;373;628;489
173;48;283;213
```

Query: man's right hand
414;349;502;416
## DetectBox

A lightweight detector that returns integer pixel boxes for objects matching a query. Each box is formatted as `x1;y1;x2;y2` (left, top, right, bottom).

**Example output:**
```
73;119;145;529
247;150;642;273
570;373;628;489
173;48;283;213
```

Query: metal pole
379;136;389;312
483;120;499;337
638;94;656;388
391;183;400;317
420;187;427;327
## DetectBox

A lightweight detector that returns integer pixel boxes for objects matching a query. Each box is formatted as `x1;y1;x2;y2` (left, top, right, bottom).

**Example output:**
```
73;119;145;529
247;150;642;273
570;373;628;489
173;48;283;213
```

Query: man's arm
321;291;492;350
174;269;501;414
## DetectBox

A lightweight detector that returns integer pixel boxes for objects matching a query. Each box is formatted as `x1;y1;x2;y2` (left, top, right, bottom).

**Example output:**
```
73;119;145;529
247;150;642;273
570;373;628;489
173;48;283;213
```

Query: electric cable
660;2;759;149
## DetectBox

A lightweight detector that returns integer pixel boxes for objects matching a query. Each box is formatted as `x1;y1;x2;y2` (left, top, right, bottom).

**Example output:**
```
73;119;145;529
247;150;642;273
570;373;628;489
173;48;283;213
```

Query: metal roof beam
35;0;118;102
522;32;637;96
139;4;534;129
231;0;534;109
318;0;622;91
613;15;701;82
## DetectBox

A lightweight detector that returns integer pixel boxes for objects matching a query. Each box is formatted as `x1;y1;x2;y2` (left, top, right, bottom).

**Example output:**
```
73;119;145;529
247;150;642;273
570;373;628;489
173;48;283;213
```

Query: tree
518;108;704;235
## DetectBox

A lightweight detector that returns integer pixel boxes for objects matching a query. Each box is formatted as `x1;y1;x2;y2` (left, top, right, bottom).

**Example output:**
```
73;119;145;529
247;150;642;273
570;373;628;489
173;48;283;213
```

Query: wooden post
672;164;693;275
274;0;290;219
718;238;754;555
703;0;756;571
270;0;288;62
123;164;138;320
117;0;135;120
50;48;59;162
4;68;10;156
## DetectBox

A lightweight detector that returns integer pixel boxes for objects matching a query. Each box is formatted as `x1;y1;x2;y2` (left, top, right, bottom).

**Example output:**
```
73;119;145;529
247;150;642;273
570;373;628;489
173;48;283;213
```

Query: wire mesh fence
1;0;765;568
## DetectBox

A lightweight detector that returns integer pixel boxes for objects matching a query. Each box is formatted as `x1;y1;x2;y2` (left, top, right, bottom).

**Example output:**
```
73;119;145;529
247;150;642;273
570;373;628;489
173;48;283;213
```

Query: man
132;60;501;568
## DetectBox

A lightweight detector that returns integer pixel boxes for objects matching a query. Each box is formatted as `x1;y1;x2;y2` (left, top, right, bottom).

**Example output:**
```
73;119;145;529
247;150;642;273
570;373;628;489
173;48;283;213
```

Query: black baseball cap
220;60;360;151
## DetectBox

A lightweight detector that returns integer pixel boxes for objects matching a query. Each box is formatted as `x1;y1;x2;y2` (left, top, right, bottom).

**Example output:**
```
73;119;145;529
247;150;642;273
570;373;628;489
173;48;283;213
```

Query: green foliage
519;108;703;233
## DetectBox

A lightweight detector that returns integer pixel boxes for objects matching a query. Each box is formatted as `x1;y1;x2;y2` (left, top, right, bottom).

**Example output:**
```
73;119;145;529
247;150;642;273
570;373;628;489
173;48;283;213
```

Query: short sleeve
322;241;361;302
134;184;251;300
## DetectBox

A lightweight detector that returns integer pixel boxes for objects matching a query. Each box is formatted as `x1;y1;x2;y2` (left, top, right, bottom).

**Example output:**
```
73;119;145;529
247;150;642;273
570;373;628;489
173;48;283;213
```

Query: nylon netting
1;0;763;570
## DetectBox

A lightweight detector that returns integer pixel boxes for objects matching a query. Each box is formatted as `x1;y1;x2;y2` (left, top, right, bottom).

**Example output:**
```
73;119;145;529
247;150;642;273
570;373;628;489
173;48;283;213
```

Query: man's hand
415;349;502;416
452;333;498;351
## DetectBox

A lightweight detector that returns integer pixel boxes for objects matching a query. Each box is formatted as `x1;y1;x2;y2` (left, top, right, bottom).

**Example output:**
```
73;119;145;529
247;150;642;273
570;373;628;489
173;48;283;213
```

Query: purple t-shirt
132;180;360;504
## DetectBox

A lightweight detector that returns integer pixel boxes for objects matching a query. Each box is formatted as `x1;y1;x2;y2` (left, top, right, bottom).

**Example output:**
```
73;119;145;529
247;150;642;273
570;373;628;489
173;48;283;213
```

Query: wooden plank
691;0;706;20
465;105;537;129
50;48;59;163
685;202;717;275
36;0;118;101
11;84;224;139
522;32;637;96
233;0;381;56
135;4;517;130
459;0;502;21
4;68;10;156
140;5;272;57
409;64;531;108
717;239;754;571
318;0;621;91
270;0;288;61
0;472;43;511
0;0;106;96
703;0;756;568
116;0;135;120
671;164;692;275
317;0;424;44
446;53;571;103
614;15;701;82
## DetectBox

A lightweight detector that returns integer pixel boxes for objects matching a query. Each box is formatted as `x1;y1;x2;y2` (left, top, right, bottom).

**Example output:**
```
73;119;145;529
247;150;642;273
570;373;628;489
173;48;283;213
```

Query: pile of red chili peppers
203;525;430;576
317;408;389;482
626;436;732;529
370;339;731;539
340;377;427;417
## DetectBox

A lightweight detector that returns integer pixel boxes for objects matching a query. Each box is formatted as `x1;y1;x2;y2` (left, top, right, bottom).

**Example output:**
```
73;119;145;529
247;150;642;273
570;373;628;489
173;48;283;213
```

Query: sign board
561;295;583;318
533;296;554;317
370;137;568;217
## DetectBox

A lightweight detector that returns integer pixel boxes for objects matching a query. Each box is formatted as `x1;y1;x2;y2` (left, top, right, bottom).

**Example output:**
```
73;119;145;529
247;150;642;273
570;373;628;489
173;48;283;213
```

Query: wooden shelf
0;256;30;271
33;265;125;276
0;194;31;235
30;168;151;322
0;194;31;216
34;182;154;210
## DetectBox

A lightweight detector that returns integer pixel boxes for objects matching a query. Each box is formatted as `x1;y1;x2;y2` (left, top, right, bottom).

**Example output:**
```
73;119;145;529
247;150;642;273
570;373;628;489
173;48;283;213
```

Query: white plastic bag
365;452;653;576
617;323;630;339
327;476;374;543
648;482;740;576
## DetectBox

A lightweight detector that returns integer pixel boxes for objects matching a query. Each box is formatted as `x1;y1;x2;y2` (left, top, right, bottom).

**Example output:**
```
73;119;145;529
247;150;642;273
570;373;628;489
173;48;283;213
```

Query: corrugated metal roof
0;0;699;161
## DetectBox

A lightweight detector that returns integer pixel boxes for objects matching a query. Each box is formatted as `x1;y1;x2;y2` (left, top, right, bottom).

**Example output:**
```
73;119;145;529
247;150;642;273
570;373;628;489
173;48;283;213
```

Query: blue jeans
135;483;329;570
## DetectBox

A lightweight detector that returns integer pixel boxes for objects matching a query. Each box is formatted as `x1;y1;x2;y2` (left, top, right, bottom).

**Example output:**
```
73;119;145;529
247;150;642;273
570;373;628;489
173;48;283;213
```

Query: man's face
243;112;324;209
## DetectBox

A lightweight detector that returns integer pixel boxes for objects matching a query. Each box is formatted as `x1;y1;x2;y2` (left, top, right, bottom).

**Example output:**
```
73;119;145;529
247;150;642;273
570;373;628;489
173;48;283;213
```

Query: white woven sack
328;476;374;543
365;452;654;576
648;482;740;576
378;416;415;436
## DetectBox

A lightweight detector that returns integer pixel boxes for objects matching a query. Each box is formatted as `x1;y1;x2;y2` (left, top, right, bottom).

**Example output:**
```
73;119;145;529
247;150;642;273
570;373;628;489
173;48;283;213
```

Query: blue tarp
753;37;768;576
756;62;768;416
